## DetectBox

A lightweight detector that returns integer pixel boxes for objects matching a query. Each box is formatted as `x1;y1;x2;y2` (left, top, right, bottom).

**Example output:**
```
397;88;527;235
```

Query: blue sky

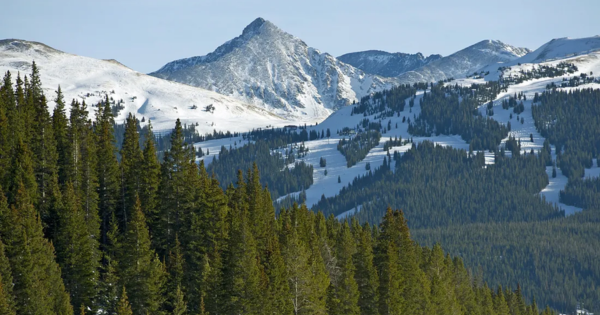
2;0;598;73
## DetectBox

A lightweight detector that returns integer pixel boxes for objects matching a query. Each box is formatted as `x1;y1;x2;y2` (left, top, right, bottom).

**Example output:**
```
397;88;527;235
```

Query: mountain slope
396;40;530;83
337;50;442;77
150;18;397;120
0;39;295;133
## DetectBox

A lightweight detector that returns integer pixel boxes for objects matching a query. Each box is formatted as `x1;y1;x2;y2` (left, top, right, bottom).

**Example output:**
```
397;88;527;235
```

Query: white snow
0;39;313;134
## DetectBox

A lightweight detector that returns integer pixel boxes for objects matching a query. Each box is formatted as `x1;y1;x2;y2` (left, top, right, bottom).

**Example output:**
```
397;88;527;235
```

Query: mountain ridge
338;50;443;77
150;17;397;120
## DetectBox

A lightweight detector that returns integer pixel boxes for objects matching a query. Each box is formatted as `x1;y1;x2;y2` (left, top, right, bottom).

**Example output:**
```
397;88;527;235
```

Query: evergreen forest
0;66;554;314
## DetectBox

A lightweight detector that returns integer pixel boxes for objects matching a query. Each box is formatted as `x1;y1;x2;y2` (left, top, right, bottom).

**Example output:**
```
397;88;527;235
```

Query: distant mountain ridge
337;50;442;77
150;18;397;120
395;40;531;83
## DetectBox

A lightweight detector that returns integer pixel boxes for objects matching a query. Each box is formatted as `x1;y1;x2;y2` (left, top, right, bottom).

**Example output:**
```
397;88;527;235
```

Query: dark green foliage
55;183;100;312
118;198;166;314
532;89;600;179
0;68;551;315
409;82;508;150
352;84;416;116
413;210;600;313
337;130;381;167
560;177;600;209
315;141;560;227
207;140;313;199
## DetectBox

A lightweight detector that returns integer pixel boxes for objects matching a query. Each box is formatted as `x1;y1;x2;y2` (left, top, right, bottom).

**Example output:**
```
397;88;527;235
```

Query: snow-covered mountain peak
0;38;301;134
150;18;396;121
518;36;600;63
394;39;530;84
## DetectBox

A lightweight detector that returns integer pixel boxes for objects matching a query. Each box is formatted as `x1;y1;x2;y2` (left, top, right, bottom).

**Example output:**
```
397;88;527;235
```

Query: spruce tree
221;202;262;315
375;208;415;315
353;223;379;315
158;119;195;253
139;121;160;236
68;100;101;247
53;86;70;185
1;183;73;314
7;137;36;205
55;183;100;312
0;238;15;315
28;72;58;225
328;222;360;315
119;113;143;231
118;197;166;314
116;287;133;315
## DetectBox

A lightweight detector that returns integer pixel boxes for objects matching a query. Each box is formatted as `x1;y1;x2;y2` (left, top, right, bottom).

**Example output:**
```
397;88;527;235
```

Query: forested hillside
0;67;552;314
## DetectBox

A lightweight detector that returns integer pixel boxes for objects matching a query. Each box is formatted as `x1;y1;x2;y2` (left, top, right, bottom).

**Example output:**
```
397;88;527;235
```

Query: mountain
518;36;600;63
150;18;397;120
0;39;293;133
337;50;442;77
395;40;530;83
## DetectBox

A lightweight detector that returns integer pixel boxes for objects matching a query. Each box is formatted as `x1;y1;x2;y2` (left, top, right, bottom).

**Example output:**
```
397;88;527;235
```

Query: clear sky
2;0;599;73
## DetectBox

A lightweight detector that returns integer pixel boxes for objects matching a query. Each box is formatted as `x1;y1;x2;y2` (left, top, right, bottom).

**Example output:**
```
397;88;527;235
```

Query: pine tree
494;286;510;315
53;86;70;185
426;244;457;315
353;223;379;315
7;137;37;205
116;287;133;315
166;235;185;312
119;197;166;314
28;69;58;226
139;121;161;237
97;217;120;315
55;183;100;312
328;222;360;315
375;208;406;315
172;286;187;315
158;119;195;253
221;202;262;315
0;76;10;188
96;97;120;245
0;238;15;315
0;183;73;314
68;100;101;248
119;113;143;231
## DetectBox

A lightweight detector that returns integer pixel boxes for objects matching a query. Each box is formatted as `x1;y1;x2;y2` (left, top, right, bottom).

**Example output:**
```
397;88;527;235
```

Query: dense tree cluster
315;141;560;227
0;67;548;314
351;84;416;116
560;177;600;209
206;140;314;199
337;130;381;167
532;88;600;179
408;83;508;150
499;62;578;86
413;210;600;313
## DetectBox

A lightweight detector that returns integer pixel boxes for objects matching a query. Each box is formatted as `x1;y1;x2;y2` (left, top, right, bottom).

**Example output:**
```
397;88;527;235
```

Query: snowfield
0;39;319;133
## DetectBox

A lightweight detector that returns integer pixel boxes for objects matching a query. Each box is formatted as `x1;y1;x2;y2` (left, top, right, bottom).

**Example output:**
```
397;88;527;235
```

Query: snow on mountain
396;40;530;84
478;36;600;80
150;18;397;121
337;50;442;77
0;39;297;133
519;36;600;63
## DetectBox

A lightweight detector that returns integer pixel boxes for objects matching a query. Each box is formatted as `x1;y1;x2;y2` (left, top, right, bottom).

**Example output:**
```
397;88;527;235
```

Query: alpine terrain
338;50;442;77
150;18;397;120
